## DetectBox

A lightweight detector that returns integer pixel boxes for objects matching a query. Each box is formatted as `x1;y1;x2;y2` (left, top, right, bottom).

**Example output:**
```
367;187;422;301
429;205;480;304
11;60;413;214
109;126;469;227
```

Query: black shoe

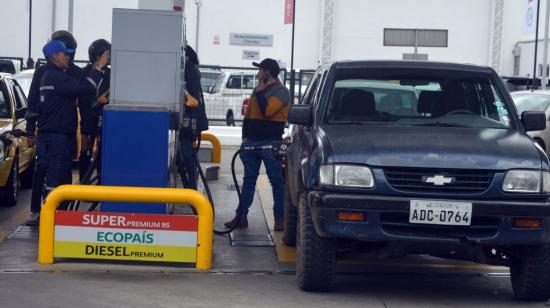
224;217;248;229
26;212;40;226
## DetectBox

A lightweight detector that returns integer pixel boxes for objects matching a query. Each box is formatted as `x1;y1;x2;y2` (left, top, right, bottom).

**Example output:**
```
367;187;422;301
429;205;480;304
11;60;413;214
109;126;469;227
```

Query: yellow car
0;73;36;206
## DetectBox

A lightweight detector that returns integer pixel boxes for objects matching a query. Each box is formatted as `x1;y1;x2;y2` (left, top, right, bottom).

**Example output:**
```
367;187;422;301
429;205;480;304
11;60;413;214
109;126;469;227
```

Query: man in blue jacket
25;40;108;225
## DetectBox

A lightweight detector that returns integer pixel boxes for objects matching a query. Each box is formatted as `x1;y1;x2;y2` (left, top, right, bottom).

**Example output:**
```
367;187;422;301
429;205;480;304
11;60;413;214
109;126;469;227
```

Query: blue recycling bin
101;106;170;214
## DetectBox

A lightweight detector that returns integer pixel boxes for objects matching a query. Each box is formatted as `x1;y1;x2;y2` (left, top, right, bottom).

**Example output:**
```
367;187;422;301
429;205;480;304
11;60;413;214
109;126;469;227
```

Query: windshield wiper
411;122;468;128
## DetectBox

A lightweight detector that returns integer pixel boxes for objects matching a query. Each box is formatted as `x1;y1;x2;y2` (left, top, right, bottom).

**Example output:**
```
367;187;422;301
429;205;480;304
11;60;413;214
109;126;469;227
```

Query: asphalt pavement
0;148;546;307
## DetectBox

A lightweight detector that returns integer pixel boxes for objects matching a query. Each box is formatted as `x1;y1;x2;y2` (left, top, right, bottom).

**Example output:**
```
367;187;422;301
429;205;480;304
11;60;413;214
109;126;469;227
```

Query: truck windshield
326;72;511;129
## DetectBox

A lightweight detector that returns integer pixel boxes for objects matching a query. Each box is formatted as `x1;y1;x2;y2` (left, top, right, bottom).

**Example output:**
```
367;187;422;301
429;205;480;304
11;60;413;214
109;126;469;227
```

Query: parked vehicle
284;60;550;300
511;90;550;153
199;66;223;93
13;69;34;97
0;73;36;206
203;71;258;125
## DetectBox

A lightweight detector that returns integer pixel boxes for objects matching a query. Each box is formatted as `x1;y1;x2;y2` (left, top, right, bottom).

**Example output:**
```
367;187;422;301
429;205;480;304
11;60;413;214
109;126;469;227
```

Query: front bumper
308;191;550;245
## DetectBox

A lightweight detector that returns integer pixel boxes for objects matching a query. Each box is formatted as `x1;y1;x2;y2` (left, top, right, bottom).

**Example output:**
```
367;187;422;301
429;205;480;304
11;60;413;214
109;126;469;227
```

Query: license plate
409;200;472;226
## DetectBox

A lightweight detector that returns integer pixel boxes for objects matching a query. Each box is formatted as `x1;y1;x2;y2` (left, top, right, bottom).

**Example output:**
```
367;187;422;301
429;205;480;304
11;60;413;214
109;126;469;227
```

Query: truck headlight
319;164;374;188
503;170;542;193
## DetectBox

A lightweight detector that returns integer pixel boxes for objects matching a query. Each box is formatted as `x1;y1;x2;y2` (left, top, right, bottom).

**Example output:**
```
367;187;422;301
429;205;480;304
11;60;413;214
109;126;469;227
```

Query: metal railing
38;185;214;270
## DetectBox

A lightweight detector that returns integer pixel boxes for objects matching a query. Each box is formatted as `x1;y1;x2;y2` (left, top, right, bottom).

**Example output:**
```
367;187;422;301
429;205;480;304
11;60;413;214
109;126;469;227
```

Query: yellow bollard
38;185;213;270
200;132;221;164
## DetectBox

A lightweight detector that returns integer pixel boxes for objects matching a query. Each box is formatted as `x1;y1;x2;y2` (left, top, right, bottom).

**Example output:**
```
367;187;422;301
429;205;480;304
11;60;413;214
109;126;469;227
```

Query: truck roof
331;60;494;74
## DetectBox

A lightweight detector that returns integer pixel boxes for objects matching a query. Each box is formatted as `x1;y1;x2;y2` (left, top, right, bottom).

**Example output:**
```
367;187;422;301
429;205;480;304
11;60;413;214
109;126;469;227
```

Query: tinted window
226;74;257;89
325;70;511;129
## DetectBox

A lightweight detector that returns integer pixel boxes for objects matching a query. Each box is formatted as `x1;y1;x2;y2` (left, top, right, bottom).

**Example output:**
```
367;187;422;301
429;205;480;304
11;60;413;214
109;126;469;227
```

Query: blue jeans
35;133;74;211
237;141;284;220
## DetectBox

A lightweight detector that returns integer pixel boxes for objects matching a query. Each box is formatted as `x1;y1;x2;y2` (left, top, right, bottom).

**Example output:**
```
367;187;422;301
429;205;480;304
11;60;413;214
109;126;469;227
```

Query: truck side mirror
522;111;546;132
288;104;312;126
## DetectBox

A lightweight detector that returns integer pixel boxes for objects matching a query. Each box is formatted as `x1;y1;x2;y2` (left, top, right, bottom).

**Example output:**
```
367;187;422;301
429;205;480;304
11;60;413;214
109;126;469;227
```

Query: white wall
0;0;138;63
1;0;548;76
331;0;492;65
183;0;321;69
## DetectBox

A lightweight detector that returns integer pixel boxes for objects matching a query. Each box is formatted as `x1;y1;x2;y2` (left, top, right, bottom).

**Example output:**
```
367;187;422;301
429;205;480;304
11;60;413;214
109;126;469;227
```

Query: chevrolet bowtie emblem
424;175;454;186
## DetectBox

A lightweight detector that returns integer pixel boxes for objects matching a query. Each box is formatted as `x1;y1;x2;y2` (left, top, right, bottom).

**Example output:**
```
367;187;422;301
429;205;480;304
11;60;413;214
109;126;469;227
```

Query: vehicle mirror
522;111;546;132
288;104;312;126
15;107;27;119
400;79;430;86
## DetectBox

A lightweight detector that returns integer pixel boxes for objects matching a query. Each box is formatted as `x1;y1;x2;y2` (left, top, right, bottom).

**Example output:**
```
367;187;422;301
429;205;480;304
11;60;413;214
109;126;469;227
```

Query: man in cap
78;39;111;183
26;31;83;225
25;40;108;225
224;58;290;231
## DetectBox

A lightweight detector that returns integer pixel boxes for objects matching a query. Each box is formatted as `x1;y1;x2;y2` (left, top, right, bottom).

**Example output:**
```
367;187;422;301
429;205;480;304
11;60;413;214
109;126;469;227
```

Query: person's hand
185;94;198;108
256;71;268;92
93;50;110;71
81;134;91;152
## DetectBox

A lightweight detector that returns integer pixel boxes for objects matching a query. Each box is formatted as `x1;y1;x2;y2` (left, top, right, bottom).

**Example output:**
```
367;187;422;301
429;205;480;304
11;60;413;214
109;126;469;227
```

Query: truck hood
322;125;542;170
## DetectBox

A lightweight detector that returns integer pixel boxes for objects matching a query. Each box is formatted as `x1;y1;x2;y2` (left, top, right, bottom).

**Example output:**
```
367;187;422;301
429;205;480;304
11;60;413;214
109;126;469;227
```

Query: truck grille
384;167;494;194
380;212;500;239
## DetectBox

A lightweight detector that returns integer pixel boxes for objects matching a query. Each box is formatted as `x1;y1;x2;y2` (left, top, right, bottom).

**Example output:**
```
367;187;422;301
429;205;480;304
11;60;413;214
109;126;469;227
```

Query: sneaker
274;218;284;232
224;216;248;229
26;212;40;226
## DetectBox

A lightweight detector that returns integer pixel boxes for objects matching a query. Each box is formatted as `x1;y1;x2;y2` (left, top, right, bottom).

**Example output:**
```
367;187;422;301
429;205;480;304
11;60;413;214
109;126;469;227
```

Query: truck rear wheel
282;189;297;246
510;244;550;301
296;193;336;291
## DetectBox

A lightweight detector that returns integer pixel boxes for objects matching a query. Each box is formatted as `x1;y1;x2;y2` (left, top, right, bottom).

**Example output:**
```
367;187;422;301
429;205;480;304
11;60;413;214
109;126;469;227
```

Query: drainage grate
230;233;274;247
8;226;39;240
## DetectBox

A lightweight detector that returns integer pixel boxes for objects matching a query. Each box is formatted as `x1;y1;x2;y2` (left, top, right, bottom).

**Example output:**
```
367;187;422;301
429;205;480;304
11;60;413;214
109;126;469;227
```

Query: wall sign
54;211;197;263
242;50;260;60
230;33;273;47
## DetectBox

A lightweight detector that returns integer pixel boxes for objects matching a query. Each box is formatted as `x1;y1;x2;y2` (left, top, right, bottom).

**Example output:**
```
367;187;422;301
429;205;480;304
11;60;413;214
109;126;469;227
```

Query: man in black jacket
78;39;111;182
25;40;108;225
26;31;83;226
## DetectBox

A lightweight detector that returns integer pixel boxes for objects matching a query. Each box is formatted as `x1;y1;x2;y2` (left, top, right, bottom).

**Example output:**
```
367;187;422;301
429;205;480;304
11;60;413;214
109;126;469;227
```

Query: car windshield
14;74;32;97
511;93;550;114
200;71;222;92
325;69;511;129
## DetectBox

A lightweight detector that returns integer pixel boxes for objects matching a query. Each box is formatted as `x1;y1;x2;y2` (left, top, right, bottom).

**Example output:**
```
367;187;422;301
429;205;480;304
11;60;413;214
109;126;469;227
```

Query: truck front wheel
510;244;550;301
296;193;336;291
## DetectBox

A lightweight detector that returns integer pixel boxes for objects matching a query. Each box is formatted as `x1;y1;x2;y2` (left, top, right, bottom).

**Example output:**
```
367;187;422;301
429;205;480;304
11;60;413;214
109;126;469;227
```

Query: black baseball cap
252;58;280;76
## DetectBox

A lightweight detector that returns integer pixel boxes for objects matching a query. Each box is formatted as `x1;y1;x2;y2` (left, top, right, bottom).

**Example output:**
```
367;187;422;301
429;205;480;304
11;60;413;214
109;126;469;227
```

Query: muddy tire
510;244;550;301
296;193;336;291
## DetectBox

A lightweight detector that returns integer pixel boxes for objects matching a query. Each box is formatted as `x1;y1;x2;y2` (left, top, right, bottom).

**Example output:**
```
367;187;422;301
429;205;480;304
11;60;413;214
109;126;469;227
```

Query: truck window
325;72;511;129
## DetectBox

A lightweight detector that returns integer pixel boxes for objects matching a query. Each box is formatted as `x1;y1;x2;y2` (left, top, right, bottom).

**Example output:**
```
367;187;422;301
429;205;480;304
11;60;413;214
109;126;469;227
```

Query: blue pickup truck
283;60;550;300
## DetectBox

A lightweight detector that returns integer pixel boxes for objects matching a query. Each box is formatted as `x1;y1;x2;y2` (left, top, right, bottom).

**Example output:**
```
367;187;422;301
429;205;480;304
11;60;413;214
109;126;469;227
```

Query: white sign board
242;50;260;60
230;33;273;47
524;0;538;34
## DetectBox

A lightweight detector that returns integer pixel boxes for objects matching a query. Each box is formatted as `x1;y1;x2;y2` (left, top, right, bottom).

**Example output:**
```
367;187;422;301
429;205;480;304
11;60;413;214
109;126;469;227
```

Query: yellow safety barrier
200;132;221;164
38;185;213;270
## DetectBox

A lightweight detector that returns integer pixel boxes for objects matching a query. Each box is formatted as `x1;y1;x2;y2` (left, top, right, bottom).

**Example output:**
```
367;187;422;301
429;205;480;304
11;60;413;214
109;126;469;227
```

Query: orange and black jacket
242;82;290;141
